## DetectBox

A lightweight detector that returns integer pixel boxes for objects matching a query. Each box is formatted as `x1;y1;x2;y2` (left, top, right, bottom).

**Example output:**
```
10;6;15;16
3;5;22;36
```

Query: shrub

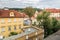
10;32;18;36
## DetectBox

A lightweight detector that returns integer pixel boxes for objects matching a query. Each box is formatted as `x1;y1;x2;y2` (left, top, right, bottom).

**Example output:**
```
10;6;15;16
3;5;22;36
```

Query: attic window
10;12;14;17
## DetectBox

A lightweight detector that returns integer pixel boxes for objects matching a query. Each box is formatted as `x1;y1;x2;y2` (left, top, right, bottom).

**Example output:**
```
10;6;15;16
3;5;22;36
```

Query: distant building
45;8;60;20
31;8;60;26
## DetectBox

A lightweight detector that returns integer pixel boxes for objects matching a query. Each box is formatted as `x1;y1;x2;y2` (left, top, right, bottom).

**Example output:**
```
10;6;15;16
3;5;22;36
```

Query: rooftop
0;10;27;18
46;9;60;13
2;27;43;40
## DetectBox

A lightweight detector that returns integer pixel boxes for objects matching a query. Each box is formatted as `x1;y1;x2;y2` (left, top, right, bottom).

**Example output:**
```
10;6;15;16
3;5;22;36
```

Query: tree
37;14;43;27
51;18;60;32
37;11;52;37
37;11;50;27
23;7;36;26
37;10;60;38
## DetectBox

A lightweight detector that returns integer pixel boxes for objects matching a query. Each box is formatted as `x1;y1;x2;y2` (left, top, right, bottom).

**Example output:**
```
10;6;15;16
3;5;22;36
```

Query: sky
0;0;60;9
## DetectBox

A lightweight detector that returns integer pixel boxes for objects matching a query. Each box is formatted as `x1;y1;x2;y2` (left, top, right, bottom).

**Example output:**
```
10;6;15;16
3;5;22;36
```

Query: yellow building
0;9;44;40
0;9;29;38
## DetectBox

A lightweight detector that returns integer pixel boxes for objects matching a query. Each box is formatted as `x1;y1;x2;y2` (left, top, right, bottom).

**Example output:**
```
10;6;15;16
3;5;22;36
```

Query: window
14;18;16;22
1;27;5;32
14;25;16;30
1;19;5;23
8;26;11;31
8;19;11;23
23;20;30;26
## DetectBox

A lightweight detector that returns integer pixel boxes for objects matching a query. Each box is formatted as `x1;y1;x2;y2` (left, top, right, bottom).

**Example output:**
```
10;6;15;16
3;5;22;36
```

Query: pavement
44;30;60;40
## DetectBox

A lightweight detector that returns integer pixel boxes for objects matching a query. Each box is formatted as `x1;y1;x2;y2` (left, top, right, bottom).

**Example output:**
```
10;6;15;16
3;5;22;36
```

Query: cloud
0;0;60;8
15;0;21;1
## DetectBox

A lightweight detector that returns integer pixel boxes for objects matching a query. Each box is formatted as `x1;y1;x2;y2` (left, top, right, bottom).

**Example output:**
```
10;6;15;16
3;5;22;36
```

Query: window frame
14;25;16;30
1;19;5;24
8;18;11;23
8;26;11;31
14;18;17;22
1;27;5;32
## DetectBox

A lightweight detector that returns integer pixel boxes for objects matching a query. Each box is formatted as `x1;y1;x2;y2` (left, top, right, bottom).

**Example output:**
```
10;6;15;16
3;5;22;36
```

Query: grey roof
44;30;60;40
3;27;38;40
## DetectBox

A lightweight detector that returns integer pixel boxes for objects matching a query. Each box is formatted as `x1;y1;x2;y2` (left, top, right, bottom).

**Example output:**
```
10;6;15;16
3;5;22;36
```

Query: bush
10;32;18;36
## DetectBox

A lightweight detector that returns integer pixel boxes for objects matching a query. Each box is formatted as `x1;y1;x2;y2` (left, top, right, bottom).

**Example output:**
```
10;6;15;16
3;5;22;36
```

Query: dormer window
10;12;14;17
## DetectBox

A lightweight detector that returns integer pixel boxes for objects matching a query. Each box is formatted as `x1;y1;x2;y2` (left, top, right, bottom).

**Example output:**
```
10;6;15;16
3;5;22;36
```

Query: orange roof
0;10;27;18
46;8;60;13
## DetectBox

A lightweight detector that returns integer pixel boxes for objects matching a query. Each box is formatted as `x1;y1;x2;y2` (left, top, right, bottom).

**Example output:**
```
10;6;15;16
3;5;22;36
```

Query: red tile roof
0;10;27;18
46;8;60;13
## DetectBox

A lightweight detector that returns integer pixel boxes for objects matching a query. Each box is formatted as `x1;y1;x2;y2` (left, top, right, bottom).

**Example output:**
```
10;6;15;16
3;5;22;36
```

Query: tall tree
37;11;51;37
37;10;60;38
51;18;59;32
23;7;36;26
37;11;50;27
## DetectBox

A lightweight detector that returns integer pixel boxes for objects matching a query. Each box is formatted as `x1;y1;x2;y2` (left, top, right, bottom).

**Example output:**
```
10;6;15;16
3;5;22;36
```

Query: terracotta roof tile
46;9;60;13
0;10;27;18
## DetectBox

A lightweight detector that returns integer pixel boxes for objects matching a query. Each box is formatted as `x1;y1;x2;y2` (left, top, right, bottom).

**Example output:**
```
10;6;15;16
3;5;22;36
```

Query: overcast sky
0;0;60;9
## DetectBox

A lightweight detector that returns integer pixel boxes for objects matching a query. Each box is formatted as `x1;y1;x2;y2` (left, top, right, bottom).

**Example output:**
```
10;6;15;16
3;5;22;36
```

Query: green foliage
9;32;18;36
23;7;36;18
37;10;60;38
51;18;60;32
37;11;50;27
51;18;58;27
23;7;36;26
9;8;41;12
37;14;42;21
9;8;23;11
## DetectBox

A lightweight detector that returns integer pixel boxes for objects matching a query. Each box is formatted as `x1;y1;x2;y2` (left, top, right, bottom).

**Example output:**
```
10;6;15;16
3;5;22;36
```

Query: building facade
3;27;44;40
0;9;30;38
46;8;60;20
